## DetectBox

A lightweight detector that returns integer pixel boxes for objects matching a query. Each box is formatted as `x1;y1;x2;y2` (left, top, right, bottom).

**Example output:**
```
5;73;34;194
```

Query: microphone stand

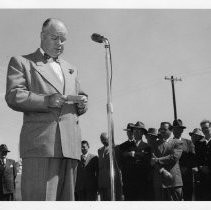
103;38;115;201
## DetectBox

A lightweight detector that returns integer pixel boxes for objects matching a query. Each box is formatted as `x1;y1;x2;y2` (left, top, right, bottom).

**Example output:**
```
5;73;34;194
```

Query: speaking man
5;18;88;201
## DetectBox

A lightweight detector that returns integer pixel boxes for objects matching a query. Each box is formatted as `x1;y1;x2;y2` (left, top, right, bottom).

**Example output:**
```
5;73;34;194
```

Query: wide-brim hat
133;121;147;133
123;123;135;131
172;119;186;129
0;144;10;152
189;128;204;138
147;128;158;137
160;122;173;131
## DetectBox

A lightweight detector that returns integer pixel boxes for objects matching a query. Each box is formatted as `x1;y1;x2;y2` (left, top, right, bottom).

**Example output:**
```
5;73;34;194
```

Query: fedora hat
172;119;186;129
189;128;204;138
133;121;147;133
0;144;10;152
147;128;158;137
123;123;135;131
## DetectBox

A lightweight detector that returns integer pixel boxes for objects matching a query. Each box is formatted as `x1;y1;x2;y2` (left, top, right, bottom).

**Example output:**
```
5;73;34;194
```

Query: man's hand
151;153;157;166
77;95;88;108
123;151;135;157
47;93;67;108
128;151;135;157
151;158;156;166
192;167;199;173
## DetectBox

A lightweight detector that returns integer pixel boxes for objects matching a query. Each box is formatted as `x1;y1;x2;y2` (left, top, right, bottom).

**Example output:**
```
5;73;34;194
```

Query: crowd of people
1;119;211;201
74;119;211;201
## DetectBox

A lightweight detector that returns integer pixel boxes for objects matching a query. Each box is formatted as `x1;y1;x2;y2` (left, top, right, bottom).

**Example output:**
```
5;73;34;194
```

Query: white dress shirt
40;48;64;83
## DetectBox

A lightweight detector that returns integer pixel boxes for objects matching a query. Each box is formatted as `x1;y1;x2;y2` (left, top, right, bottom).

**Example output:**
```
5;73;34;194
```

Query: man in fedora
146;128;159;200
196;120;211;200
189;128;204;200
146;128;159;152
119;121;151;200
151;122;183;201
118;123;135;200
0;144;17;201
123;123;135;141
189;128;204;145
172;119;195;201
133;122;152;201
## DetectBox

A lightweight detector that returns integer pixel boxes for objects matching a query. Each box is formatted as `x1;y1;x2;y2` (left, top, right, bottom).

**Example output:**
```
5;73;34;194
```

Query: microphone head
91;33;105;43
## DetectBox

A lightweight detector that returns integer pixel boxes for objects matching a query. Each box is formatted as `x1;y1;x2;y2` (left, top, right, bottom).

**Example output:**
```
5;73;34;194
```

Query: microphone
91;33;106;43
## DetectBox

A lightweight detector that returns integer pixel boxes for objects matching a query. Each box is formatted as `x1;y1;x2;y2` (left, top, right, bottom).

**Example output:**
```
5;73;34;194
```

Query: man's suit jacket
0;159;17;194
98;146;110;189
192;138;211;200
98;146;122;189
5;49;87;160
118;140;152;184
194;138;211;178
194;139;207;167
75;153;99;192
206;140;211;172
179;138;195;182
153;138;183;188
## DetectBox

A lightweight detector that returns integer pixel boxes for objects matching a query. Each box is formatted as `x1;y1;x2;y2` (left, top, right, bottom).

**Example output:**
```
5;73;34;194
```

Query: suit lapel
0;159;5;170
157;140;167;155
31;49;78;95
102;146;109;158
32;49;63;94
35;62;63;94
162;141;169;155
162;138;173;154
85;153;91;166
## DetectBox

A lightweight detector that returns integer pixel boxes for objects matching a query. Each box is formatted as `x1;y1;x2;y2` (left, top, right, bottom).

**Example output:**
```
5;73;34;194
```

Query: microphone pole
91;34;115;201
104;38;115;201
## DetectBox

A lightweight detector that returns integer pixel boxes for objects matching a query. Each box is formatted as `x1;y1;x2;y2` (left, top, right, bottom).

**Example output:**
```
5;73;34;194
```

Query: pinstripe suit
5;49;87;200
98;146;123;201
153;138;183;201
0;159;17;201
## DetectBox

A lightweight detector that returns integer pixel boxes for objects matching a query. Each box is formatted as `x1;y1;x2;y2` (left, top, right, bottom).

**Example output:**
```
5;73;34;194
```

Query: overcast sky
1;9;211;160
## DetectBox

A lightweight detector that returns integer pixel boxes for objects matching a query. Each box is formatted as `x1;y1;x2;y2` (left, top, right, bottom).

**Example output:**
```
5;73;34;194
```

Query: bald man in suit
5;18;88;201
98;132;123;201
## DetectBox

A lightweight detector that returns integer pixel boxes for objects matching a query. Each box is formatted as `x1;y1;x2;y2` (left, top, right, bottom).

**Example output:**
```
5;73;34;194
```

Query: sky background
1;9;211;160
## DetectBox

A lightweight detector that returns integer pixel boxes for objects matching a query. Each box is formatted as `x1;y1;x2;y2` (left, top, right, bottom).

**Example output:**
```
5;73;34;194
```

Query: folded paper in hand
66;95;87;104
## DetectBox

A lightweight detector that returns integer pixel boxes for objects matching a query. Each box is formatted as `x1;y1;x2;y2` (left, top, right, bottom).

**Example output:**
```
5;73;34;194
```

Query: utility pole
165;76;182;120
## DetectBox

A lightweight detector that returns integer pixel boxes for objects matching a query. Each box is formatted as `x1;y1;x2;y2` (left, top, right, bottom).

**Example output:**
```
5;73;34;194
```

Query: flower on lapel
10;164;13;168
69;69;74;74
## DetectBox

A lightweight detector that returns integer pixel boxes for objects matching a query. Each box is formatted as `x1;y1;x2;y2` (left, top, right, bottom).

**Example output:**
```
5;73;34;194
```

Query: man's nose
56;39;63;45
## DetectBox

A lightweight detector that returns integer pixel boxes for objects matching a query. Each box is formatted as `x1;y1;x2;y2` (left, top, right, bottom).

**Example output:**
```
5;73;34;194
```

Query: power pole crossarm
165;76;182;121
164;76;182;82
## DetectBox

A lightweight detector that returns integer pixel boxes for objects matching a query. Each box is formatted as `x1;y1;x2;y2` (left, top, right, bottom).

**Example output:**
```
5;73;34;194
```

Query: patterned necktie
81;155;86;167
44;53;59;63
0;159;5;166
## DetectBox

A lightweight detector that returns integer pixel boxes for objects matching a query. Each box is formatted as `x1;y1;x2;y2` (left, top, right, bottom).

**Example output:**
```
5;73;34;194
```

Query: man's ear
40;32;44;41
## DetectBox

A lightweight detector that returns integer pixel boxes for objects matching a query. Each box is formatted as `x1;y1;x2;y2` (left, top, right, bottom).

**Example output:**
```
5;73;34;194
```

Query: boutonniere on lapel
10;164;13;168
69;69;74;74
